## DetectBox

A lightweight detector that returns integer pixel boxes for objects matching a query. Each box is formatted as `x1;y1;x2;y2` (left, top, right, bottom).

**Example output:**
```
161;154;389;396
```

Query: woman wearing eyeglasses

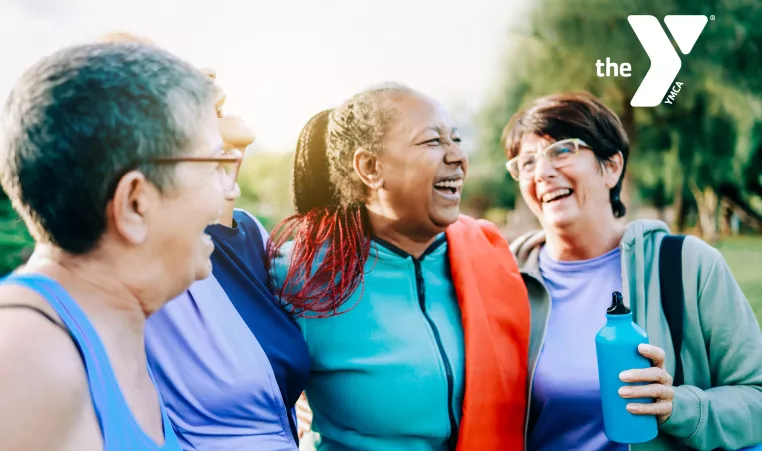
143;69;311;451
503;92;762;451
0;42;227;451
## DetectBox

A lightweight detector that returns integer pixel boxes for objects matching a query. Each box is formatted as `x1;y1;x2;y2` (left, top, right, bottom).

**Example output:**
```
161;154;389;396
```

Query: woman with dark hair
504;92;762;451
270;84;531;451
0;42;229;451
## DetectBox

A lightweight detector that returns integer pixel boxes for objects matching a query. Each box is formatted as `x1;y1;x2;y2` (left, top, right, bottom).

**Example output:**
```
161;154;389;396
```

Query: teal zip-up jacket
511;219;762;451
272;235;466;451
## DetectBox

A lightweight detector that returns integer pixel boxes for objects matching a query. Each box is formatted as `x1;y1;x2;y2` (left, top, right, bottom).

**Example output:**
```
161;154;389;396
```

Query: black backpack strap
659;235;687;387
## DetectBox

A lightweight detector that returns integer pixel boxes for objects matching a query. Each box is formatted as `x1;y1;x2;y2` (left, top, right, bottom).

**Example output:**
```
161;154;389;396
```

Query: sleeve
233;208;269;252
252;218;270;251
660;244;762;450
269;244;309;342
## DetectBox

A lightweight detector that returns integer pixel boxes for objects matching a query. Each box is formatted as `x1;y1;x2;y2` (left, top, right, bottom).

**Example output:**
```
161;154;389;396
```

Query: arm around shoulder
0;300;91;451
660;238;762;450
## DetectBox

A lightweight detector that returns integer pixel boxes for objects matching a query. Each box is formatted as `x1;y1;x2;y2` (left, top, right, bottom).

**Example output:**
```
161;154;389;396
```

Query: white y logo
628;15;708;107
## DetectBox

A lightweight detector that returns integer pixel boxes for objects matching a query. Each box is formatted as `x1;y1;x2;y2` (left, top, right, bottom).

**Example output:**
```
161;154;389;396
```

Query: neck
23;244;151;337
365;204;440;259
544;213;625;261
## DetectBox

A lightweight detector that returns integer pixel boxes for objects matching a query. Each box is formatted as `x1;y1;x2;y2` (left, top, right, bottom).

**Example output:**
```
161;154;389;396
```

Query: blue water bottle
595;291;658;444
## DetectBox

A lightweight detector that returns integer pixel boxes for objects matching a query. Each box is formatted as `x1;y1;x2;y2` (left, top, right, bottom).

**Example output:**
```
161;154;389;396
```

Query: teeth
434;179;463;189
541;188;571;203
209;219;220;226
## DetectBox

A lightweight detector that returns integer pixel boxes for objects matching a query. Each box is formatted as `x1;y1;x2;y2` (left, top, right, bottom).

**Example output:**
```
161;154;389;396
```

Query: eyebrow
421;126;459;135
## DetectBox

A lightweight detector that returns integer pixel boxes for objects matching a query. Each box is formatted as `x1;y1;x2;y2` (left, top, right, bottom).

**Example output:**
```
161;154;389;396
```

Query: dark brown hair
502;92;630;218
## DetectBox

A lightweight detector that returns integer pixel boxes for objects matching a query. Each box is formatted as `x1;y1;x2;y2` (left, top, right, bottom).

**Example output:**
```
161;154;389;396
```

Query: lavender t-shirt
528;245;627;451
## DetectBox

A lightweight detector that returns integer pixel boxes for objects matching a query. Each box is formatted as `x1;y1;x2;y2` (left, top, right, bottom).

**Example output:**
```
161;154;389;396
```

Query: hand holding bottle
596;291;659;443
618;343;675;424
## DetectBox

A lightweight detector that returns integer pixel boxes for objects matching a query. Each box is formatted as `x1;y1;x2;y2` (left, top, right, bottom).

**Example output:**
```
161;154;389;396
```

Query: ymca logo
596;15;709;107
628;15;708;107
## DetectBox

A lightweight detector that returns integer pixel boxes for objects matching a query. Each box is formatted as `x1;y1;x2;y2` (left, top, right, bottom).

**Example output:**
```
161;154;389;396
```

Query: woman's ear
604;151;625;188
109;170;151;245
353;148;383;190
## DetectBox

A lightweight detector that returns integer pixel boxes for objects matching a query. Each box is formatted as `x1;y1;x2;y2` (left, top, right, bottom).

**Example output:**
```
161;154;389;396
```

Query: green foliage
0;190;33;276
235;150;296;230
474;0;762;229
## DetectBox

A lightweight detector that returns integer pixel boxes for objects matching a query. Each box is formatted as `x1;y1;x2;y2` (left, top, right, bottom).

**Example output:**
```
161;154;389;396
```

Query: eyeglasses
145;150;243;193
505;138;589;181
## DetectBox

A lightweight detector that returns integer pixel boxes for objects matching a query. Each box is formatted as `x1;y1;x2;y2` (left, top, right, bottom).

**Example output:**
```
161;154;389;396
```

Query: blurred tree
0;189;33;276
235;150;296;230
474;0;762;238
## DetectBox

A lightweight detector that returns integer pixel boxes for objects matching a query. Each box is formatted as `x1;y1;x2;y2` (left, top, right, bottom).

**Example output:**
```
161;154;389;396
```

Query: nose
533;153;557;181
444;139;468;172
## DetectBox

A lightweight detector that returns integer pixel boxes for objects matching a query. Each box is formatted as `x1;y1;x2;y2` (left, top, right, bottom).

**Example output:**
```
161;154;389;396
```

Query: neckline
206;218;242;239
539;245;620;272
371;233;447;260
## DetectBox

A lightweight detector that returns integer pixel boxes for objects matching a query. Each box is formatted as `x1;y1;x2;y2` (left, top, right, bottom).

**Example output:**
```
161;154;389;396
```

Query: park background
1;0;760;323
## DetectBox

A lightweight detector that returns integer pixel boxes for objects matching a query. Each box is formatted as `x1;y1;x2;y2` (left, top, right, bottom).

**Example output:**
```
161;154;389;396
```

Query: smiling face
358;92;468;234
502;92;631;235
518;134;620;231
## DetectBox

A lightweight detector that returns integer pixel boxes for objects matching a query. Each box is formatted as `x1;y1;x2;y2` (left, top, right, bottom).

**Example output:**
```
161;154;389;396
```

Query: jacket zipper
414;258;458;451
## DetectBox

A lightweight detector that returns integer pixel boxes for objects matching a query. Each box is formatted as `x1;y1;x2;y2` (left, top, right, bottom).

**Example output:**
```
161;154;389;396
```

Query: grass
714;236;762;325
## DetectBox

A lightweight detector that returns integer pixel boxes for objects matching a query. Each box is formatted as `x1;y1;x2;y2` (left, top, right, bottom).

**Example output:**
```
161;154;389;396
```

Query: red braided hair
267;204;372;317
268;85;411;317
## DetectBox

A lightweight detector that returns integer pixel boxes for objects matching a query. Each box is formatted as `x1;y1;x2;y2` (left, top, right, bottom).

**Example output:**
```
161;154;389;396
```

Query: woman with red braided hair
269;84;531;451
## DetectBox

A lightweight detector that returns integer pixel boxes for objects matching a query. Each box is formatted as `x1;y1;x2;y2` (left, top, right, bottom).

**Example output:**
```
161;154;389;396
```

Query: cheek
170;178;223;232
519;181;537;205
388;159;434;196
566;165;608;204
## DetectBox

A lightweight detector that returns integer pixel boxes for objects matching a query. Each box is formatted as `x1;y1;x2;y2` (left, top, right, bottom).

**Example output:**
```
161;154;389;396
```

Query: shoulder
634;221;723;279
0;285;89;448
509;229;545;255
269;240;297;285
448;215;508;244
234;209;269;238
508;229;545;270
680;234;723;267
679;235;731;297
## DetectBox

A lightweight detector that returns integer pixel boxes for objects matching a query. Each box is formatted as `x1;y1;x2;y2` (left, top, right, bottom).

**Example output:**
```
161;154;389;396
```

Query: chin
542;211;580;230
431;208;461;228
193;258;213;281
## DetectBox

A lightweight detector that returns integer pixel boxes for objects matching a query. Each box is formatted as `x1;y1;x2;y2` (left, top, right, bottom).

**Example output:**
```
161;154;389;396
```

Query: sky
0;0;532;152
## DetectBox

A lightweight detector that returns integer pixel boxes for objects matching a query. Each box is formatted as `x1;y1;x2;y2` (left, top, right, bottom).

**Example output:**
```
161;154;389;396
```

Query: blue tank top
0;273;183;451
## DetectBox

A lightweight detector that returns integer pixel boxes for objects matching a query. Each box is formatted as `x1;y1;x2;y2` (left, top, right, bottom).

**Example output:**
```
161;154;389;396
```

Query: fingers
619;383;674;400
296;392;313;427
620;367;672;385
626;400;672;417
296;404;312;423
638;343;666;368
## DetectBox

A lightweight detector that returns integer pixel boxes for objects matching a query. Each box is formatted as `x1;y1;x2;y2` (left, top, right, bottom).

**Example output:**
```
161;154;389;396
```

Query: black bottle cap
607;291;630;315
